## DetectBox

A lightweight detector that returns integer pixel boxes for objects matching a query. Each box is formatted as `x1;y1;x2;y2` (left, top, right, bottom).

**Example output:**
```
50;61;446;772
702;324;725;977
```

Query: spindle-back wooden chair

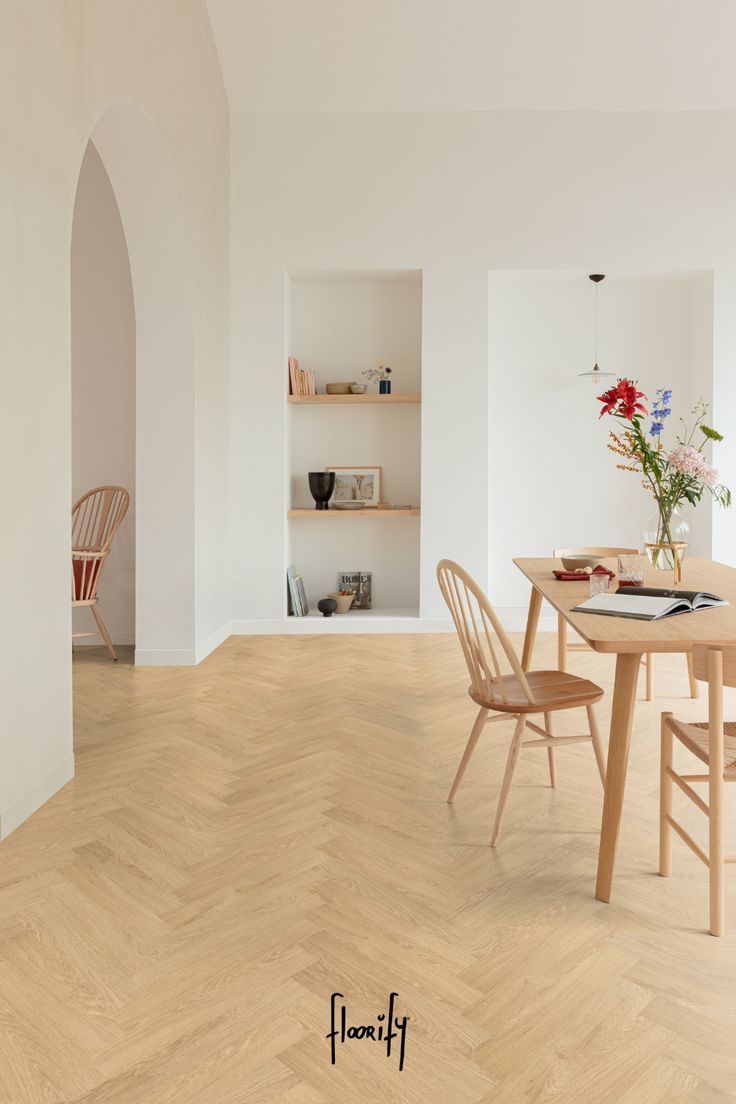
72;486;130;660
554;546;698;701
660;645;736;936
437;559;606;846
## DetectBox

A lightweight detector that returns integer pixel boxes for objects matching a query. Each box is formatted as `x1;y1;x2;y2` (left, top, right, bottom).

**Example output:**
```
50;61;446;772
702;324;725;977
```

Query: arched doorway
72;105;196;664
72;141;136;655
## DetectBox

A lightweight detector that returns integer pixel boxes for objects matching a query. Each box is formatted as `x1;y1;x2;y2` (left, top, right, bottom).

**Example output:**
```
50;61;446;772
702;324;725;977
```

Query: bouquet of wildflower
362;364;393;383
598;379;730;565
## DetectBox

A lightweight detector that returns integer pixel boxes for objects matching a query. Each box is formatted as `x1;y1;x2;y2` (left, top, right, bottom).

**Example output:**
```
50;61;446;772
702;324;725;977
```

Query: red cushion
73;556;103;599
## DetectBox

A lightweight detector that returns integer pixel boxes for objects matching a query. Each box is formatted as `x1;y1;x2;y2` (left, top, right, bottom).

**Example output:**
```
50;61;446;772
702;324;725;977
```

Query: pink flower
668;444;717;485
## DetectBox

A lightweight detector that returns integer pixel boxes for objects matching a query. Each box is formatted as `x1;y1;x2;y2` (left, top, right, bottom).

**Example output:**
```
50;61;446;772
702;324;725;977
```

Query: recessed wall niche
285;270;422;625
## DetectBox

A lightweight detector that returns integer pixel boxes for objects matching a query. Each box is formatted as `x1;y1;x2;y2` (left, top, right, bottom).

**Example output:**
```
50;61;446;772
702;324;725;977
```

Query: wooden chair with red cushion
72;486;130;660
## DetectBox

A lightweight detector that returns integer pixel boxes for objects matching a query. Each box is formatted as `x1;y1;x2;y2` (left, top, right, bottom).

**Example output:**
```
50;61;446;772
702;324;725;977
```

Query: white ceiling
206;0;736;113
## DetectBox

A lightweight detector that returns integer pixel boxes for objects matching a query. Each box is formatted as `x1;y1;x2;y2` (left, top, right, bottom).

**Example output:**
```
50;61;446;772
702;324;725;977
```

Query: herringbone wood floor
1;633;735;1103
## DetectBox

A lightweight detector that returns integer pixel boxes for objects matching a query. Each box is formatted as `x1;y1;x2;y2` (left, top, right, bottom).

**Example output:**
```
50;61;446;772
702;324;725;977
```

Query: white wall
1;0;229;838
71;141;135;643
230;112;736;629
488;273;709;607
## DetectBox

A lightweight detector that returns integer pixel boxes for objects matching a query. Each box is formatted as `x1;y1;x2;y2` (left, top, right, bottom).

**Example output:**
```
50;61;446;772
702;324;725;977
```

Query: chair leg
645;653;653;702
586;704;606;786
91;606;118;661
544;712;555;788
447;707;488;803
686;652;699;699
659;713;673;877
557;614;567;672
491;715;526;847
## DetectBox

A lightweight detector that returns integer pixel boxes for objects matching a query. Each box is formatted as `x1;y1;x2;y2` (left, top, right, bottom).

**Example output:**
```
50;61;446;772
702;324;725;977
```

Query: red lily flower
597;379;648;421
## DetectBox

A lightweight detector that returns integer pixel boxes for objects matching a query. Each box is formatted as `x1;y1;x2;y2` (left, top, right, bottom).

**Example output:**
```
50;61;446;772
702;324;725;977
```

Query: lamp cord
594;282;598;366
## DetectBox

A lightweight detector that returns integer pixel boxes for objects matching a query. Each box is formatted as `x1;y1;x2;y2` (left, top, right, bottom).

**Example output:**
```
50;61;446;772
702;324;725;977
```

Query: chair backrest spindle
437;559;535;706
72;486;130;553
71;486;130;603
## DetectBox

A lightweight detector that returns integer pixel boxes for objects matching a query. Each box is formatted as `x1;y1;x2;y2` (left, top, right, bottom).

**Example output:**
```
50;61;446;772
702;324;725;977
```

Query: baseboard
0;755;75;841
134;621;232;667
229;609;556;635
229;617;453;635
195;622;232;664
134;647;197;666
73;630;135;647
132;607;556;657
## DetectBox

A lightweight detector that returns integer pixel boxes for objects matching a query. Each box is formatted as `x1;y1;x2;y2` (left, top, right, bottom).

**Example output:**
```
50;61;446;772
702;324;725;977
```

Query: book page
575;593;683;618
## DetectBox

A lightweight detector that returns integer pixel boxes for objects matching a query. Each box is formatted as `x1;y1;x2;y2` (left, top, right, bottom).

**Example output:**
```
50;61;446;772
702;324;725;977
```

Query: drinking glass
589;572;610;597
618;553;644;587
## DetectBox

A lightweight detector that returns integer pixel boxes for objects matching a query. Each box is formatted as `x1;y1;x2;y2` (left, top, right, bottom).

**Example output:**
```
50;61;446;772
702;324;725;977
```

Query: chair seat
469;670;604;713
668;718;736;779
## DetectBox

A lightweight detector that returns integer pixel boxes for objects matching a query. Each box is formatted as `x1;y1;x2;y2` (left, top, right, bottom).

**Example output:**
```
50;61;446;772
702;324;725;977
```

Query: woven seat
668;718;736;779
660;645;736;936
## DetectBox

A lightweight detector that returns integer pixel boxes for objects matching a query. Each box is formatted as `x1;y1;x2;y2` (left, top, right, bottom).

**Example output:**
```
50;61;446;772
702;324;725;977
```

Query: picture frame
326;466;382;508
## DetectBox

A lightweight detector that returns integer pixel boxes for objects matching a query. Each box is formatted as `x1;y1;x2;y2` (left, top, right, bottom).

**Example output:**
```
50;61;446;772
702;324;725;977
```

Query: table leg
521;586;542;672
595;651;642;903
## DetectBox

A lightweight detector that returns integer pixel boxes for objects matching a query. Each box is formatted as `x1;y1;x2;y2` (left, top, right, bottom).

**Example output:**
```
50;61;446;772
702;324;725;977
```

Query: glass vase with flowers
597;380;731;583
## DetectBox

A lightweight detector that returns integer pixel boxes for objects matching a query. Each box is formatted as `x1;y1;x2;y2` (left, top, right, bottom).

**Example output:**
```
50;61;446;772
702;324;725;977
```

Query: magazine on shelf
573;586;727;622
296;575;309;616
287;564;302;616
337;571;372;610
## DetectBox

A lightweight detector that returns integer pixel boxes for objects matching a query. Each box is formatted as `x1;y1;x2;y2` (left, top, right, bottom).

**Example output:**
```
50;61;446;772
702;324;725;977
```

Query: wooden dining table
514;556;736;902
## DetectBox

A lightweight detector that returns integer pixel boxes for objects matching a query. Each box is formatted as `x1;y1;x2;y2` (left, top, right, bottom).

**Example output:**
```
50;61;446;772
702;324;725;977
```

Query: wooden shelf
288;393;420;405
288;508;420;518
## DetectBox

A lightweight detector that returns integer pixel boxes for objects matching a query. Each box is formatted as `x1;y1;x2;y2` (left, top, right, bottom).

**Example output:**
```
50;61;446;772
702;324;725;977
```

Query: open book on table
573;586;727;622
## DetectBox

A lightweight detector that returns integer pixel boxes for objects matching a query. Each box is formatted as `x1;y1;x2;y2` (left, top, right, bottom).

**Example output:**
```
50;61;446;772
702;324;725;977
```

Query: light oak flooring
1;634;736;1103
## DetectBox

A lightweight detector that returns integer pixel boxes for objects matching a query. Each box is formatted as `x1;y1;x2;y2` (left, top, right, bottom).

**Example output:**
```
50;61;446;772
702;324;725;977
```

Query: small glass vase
643;506;689;584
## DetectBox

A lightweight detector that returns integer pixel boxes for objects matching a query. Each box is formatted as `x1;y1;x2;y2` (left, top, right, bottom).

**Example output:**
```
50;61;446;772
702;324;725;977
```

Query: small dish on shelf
332;500;366;511
325;382;356;395
349;384;367;394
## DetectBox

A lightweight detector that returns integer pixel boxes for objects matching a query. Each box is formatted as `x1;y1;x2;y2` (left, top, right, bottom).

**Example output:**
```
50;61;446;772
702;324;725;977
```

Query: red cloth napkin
553;565;615;581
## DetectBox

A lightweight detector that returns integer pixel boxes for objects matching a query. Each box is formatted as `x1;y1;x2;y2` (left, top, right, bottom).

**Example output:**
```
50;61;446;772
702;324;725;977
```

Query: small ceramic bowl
332;500;365;510
560;554;604;572
325;382;355;395
328;591;356;614
349;383;367;394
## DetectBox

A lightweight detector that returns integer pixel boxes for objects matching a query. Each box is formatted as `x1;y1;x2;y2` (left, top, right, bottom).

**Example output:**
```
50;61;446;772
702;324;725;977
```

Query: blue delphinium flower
649;388;672;436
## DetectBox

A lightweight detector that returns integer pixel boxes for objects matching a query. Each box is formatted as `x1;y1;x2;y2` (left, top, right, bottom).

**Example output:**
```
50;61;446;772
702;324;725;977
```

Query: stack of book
287;565;309;616
288;356;316;396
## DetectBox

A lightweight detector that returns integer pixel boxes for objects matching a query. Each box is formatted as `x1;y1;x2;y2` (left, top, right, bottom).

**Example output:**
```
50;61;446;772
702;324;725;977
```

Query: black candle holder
308;471;335;510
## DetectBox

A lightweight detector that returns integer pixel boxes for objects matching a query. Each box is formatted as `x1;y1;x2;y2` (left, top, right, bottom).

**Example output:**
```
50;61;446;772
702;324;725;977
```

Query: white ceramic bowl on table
560;554;604;572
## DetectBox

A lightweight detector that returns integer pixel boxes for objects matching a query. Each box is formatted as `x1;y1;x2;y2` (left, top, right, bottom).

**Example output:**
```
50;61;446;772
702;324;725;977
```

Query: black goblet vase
308;471;335;510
